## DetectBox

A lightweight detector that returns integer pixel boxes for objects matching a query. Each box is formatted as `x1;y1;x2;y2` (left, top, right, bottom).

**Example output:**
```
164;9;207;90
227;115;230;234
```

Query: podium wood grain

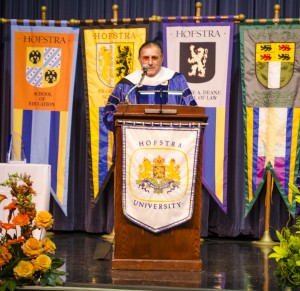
113;104;208;271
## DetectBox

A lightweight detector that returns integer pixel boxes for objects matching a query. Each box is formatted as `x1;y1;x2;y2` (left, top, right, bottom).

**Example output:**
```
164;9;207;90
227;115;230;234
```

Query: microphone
142;64;148;75
124;65;148;103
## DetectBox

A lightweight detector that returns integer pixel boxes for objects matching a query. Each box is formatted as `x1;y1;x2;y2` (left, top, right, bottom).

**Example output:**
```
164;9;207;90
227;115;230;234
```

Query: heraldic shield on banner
96;43;134;87
26;47;61;88
122;125;201;233
256;42;295;89
179;42;216;84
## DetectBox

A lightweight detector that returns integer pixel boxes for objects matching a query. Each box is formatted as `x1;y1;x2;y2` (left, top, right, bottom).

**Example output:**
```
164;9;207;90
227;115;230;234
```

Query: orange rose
22;237;43;258
32;254;52;273
14;260;35;279
35;211;54;229
12;214;30;226
42;237;56;254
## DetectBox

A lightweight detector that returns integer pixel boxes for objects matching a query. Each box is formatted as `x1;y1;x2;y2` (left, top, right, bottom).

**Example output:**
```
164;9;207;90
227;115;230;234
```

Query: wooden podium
112;104;208;271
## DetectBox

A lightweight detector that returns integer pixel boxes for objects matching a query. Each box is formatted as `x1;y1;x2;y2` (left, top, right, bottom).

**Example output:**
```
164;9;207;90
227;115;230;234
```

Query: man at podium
101;42;206;270
103;41;197;131
101;41;198;242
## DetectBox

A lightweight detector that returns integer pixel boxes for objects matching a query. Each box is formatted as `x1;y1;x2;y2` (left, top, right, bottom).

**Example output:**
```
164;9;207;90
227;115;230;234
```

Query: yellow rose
22;237;43;258
14;260;35;279
0;245;12;267
35;211;54;229
42;237;56;254
33;254;52;273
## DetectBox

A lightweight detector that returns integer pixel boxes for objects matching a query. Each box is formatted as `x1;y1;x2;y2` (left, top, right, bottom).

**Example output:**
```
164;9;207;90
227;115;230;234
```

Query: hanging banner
11;22;79;216
83;26;148;205
240;24;300;216
122;124;201;233
163;21;234;213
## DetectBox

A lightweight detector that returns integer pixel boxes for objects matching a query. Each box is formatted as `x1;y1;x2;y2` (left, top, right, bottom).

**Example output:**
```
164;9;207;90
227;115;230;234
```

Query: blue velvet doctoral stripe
252;108;259;193
99;107;110;187
284;108;293;194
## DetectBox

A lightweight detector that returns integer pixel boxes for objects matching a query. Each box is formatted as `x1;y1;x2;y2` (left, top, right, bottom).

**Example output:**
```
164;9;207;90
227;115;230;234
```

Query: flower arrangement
0;173;67;291
269;176;300;287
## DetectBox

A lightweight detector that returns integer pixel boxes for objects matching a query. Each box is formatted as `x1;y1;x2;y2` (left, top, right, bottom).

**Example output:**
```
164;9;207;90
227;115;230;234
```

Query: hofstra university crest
136;155;181;194
26;47;61;88
256;42;295;89
96;43;133;87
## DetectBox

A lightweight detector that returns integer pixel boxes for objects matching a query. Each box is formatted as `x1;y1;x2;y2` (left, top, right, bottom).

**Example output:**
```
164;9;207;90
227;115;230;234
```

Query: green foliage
269;181;300;287
40;267;68;287
0;278;16;291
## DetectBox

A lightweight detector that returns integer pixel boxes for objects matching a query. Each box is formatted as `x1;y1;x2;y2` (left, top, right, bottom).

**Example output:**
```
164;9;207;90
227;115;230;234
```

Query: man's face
138;45;164;77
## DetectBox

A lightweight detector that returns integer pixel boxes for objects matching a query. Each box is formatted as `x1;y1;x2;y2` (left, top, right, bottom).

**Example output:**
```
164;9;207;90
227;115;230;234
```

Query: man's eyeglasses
141;56;161;61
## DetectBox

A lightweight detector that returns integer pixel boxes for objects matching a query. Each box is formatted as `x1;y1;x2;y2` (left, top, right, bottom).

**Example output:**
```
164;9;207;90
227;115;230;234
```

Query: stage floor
38;231;287;290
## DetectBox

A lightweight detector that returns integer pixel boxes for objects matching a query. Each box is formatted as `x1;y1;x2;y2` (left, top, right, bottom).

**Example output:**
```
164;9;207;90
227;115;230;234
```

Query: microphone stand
159;89;163;114
123;69;147;104
118;67;148;119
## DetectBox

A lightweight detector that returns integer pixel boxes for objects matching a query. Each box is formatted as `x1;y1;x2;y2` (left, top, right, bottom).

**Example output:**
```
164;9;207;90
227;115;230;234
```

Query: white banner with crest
122;124;201;233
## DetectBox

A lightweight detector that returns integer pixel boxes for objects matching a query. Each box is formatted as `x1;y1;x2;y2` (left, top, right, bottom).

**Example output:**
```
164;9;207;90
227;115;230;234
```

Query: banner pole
255;6;280;246
112;4;118;25
195;2;202;23
253;170;277;245
41;6;47;21
252;6;281;246
274;4;280;19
